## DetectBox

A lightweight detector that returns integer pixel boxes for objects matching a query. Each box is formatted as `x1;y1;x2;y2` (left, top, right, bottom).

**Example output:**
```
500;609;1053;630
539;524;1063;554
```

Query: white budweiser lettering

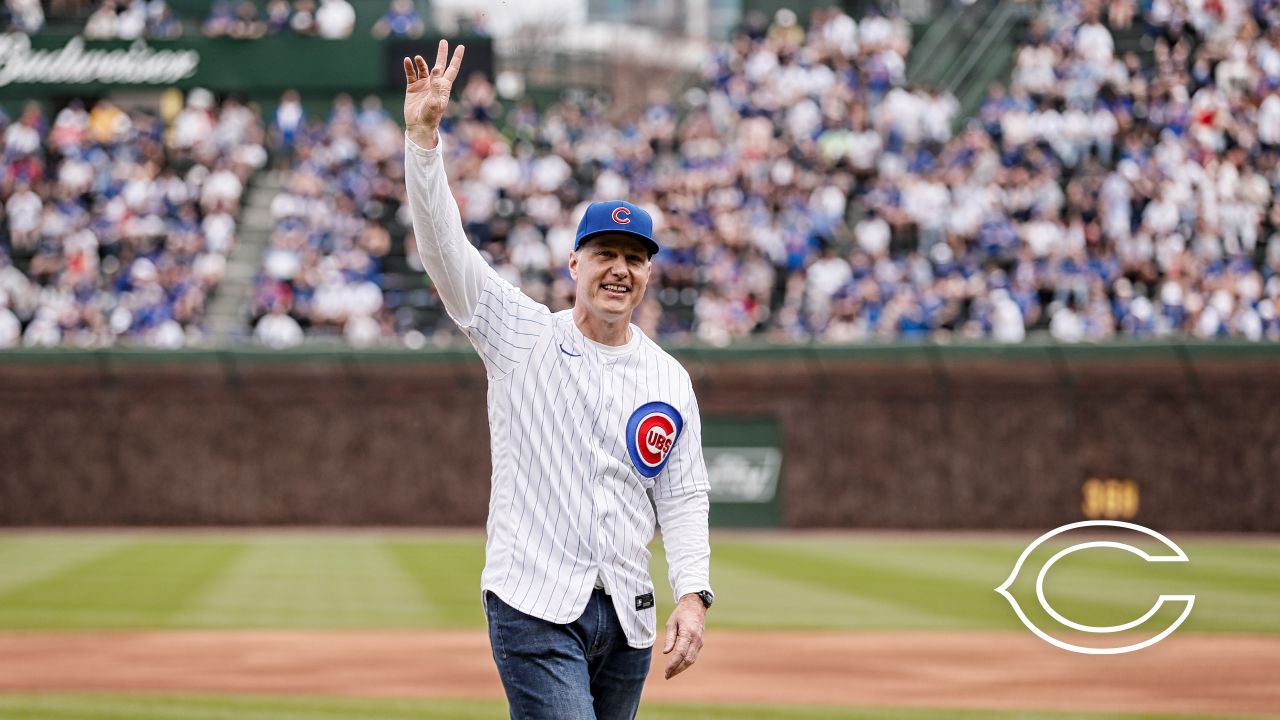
0;34;199;87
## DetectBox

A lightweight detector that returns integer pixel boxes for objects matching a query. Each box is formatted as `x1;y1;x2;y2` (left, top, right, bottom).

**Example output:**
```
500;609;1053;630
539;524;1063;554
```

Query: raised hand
403;39;465;149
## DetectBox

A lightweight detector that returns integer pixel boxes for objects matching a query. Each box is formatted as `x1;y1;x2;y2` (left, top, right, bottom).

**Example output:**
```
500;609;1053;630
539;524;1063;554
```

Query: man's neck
573;306;632;347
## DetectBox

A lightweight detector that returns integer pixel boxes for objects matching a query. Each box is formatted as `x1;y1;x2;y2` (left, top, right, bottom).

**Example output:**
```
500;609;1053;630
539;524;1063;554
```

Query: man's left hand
662;593;707;679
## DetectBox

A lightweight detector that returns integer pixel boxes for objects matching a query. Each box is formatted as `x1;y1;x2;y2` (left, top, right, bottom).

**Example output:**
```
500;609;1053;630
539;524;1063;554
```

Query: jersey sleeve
403;132;493;327
655;490;712;603
654;377;712;601
653;378;710;499
404;132;550;377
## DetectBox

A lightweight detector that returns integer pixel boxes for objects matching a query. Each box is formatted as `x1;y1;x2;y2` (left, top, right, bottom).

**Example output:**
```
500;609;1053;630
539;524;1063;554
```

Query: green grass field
0;531;1276;720
1;532;1275;633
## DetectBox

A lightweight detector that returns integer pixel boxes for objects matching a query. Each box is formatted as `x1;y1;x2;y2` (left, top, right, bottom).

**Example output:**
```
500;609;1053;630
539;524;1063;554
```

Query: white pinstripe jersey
405;135;712;649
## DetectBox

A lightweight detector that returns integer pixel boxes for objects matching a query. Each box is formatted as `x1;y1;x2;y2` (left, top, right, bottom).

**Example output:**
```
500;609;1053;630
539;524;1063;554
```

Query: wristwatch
694;589;714;609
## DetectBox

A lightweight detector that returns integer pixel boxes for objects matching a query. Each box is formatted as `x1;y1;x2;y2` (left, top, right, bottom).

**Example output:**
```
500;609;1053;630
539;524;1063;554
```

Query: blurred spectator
228;0;267;39
82;0;176;39
255;303;304;347
315;0;354;39
82;0;120;38
5;182;42;251
265;0;291;34
372;0;423;39
289;0;318;35
0;299;19;347
1107;0;1135;29
270;89;306;153
146;0;182;38
117;0;147;38
202;0;234;36
5;0;43;33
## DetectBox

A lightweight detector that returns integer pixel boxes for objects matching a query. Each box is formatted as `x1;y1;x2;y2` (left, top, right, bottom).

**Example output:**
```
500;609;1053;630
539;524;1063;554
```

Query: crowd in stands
254;0;1278;346
321;0;1271;345
3;0;179;37
0;92;265;347
5;0;1280;347
201;0;431;41
254;5;943;347
84;0;181;39
203;0;356;40
979;0;1280;340
1;0;423;40
250;92;401;348
202;0;429;41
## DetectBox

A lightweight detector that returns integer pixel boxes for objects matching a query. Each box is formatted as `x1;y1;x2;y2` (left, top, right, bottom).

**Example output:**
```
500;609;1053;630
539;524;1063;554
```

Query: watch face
698;590;714;608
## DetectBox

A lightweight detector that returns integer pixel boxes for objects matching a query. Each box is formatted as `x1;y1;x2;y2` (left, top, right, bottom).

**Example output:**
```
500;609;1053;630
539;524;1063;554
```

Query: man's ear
568;251;578;280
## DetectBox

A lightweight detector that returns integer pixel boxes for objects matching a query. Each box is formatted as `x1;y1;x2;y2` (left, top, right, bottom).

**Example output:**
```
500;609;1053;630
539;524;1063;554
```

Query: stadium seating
0;92;265;347
5;1;1279;346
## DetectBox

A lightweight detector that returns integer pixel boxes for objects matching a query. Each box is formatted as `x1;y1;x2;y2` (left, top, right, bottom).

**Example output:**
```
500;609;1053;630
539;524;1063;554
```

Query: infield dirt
0;630;1276;716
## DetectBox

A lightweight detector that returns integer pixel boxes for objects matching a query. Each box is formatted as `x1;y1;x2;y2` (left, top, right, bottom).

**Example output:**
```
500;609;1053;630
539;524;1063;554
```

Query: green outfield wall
0;341;1277;530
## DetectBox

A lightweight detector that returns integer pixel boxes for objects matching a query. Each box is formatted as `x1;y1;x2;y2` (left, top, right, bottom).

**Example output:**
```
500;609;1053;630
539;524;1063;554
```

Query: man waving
402;41;714;720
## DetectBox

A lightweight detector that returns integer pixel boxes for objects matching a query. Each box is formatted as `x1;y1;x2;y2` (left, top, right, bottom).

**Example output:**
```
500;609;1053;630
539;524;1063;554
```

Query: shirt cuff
675;583;712;603
405;130;442;158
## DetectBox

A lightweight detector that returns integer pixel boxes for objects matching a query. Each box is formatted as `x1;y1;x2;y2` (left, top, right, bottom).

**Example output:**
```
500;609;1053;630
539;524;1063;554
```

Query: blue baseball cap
574;201;659;256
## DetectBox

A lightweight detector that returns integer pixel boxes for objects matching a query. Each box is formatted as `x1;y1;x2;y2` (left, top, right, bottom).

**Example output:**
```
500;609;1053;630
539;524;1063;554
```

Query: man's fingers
665;652;689;679
403;57;416;84
414;55;428;80
433;38;448;75
665;643;702;679
663;622;676;653
664;651;685;678
444;44;466;83
670;632;691;666
685;637;702;665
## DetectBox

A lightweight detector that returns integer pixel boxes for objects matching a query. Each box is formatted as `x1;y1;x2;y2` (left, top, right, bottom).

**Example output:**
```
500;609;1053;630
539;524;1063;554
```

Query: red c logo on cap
612;207;631;225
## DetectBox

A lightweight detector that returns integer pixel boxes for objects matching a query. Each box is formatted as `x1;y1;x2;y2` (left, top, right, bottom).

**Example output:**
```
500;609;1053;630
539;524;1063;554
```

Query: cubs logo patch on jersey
625;401;684;478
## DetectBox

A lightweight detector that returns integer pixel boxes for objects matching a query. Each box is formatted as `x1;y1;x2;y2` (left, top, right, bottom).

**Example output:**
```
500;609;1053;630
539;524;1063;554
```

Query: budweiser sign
0;34;199;86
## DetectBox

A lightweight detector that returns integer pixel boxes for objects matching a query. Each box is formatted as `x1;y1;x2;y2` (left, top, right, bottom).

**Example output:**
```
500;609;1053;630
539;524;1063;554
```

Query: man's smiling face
569;234;653;325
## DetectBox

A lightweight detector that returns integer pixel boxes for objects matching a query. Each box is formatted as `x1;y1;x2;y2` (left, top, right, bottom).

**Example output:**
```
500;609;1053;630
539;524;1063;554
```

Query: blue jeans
484;589;652;720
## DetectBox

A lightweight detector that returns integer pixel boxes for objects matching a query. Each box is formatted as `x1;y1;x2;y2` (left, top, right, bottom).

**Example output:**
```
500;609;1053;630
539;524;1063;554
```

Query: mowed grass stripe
1178;544;1280;576
1035;542;1280;593
174;537;433;628
0;541;245;628
0;537;132;595
739;537;1280;633
383;538;488;627
714;541;1023;629
652;544;965;629
0;694;1271;720
1026;545;1280;633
